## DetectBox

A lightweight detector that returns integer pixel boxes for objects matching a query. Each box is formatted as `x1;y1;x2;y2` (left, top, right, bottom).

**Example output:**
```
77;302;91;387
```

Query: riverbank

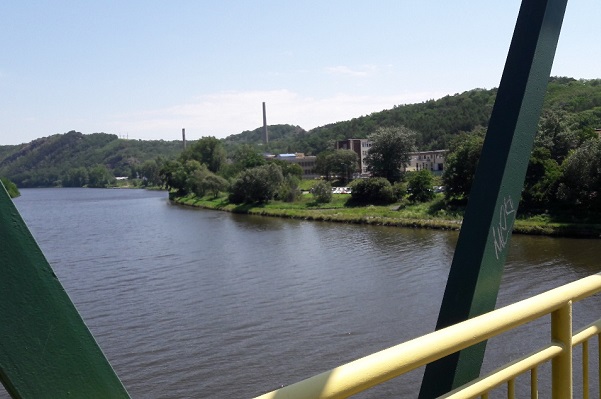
173;193;601;238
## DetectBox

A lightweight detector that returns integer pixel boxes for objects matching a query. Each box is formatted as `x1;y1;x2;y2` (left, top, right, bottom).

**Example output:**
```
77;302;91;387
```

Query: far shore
172;194;601;239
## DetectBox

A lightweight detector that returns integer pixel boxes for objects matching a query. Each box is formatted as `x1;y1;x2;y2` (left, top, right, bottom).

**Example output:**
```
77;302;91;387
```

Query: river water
6;188;601;398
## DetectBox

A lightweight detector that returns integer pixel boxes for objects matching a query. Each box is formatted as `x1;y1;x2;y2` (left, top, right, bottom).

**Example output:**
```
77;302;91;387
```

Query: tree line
443;108;601;218
1;77;599;208
222;77;601;156
0;131;182;188
163;95;601;222
162;126;439;208
159;137;305;204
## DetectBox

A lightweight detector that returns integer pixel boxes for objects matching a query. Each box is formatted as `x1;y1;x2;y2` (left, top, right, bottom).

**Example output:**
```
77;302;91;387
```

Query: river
6;188;600;398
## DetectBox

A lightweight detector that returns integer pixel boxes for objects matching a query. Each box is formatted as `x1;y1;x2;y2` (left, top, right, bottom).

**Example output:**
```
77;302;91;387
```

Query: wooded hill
0;131;183;187
224;77;601;155
1;77;600;187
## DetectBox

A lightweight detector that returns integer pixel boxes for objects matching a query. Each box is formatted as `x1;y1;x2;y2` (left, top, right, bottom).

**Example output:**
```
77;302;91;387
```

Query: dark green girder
420;0;568;397
0;183;130;398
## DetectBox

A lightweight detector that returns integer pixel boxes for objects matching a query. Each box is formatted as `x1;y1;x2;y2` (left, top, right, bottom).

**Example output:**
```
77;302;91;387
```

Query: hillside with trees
167;77;601;229
222;77;601;156
222;124;308;156
0;131;183;187
2;77;600;191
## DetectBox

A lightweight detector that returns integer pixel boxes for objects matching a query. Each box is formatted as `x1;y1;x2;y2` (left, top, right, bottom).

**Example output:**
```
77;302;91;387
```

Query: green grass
298;179;320;191
173;192;601;238
176;192;464;230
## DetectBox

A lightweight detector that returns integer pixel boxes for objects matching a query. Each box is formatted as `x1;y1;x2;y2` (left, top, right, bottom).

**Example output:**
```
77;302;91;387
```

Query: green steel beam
419;0;568;397
0;183;130;398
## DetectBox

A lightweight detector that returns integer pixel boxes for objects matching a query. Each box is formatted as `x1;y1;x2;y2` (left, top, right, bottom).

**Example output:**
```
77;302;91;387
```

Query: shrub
408;170;435;203
311;181;332;204
392;182;407;201
229;163;284;204
349;177;396;204
278;175;302;203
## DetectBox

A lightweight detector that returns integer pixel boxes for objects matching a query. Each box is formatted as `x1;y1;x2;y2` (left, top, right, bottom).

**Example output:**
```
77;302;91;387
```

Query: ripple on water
8;189;600;398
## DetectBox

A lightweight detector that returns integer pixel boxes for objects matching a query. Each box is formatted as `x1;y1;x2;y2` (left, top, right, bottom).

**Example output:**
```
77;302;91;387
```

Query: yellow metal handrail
254;272;601;398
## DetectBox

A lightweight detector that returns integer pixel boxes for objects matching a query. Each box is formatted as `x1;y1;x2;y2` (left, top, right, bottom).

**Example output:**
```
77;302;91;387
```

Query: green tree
62;167;88;187
139;157;164;187
268;159;303;179
392;182;408;201
185;162;229;199
365;126;416;183
229;163;284;203
88;165;115;188
277;175;301;203
349;177;397;205
535;109;580;164
521;147;561;211
442;129;485;202
234;144;266;170
556;139;601;212
328;149;358;184
311;180;332;204
407;170;435;203
160;160;189;196
186;163;212;197
200;173;229;199
314;151;334;180
180;136;226;173
1;177;20;198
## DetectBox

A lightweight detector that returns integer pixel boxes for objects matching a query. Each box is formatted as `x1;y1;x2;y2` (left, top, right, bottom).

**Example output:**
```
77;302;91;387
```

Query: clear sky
1;1;599;145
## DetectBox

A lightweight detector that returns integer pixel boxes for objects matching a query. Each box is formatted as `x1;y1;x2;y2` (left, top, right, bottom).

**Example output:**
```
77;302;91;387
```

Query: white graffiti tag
492;195;516;260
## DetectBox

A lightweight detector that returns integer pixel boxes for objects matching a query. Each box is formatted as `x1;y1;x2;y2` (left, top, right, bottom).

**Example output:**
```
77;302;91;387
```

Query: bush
278;175;302;203
229;163;284;204
408;170;435;203
556;139;601;212
392;182;407;201
200;174;230;199
349;177;396;204
311;181;332;204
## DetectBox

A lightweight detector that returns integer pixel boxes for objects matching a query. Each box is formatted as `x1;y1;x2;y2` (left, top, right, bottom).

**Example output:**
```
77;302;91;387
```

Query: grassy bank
172;193;601;238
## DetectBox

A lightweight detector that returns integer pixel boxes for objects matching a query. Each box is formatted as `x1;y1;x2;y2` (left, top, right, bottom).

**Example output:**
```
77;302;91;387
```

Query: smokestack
262;102;269;144
182;128;186;150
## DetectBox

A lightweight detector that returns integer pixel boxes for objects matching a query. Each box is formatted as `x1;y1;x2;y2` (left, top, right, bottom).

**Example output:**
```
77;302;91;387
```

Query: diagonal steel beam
0;183;130;398
419;0;568;397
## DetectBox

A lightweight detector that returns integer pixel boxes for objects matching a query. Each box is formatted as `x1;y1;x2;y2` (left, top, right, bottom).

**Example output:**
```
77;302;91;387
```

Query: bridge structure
254;273;601;398
0;0;597;398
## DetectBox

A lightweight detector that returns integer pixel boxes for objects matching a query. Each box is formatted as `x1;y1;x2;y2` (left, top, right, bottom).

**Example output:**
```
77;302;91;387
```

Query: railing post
583;340;589;399
551;301;572;399
531;367;539;399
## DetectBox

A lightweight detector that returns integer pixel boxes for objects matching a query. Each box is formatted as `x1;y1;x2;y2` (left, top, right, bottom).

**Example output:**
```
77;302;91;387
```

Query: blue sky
1;1;599;145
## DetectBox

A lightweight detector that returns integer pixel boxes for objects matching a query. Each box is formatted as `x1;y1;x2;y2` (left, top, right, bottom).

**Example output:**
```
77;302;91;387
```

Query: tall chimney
262;102;269;144
182;128;187;150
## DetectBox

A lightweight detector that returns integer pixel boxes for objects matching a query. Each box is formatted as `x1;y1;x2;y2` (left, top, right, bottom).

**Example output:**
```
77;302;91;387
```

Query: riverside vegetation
1;77;599;189
173;182;601;238
3;77;601;236
163;78;601;238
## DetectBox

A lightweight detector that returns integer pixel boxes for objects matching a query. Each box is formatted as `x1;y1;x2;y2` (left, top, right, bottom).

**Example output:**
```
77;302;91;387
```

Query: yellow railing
255;272;601;399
